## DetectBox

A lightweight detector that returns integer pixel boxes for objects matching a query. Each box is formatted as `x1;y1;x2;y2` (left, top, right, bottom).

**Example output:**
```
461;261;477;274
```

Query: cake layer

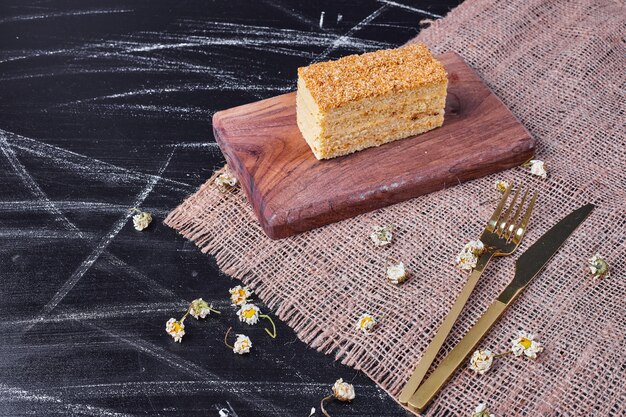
298;78;445;118
297;43;447;111
296;43;448;159
306;113;444;159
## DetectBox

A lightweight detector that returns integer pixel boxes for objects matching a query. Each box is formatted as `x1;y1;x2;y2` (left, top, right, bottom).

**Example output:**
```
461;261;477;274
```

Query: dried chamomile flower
471;403;495;417
356;313;377;333
229;285;253;306
469;349;495;374
233;334;252;354
527;159;547;179
189;298;220;319
165;318;185;342
460;251;481;269
237;303;277;338
456;251;479;270
215;170;238;191
464;240;486;256
320;378;356;417
456;240;486;271
510;331;543;359
130;208;152;231
589;253;610;279
387;260;409;285
332;378;355;401
224;327;252;354
370;225;393;247
494;180;510;193
237;303;260;325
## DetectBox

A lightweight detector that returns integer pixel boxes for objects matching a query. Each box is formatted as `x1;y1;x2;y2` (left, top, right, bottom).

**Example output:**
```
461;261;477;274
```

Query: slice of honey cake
296;43;448;160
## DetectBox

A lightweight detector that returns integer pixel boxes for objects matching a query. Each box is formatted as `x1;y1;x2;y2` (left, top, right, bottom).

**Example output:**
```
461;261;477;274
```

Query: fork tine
497;187;519;237
512;191;538;244
504;188;529;241
486;185;512;232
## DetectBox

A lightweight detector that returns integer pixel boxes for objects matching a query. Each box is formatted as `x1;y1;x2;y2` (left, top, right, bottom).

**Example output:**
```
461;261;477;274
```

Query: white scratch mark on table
57;84;290;109
376;0;443;18
87;322;292;416
0;132;83;233
0;200;170;216
260;0;321;30
0;20;390;77
314;5;389;62
0;131;191;307
0;302;192;328
46;379;385;397
0;228;98;240
0;137;187;315
3;129;193;192
0;9;134;24
97;253;187;300
29;149;175;327
0;383;138;417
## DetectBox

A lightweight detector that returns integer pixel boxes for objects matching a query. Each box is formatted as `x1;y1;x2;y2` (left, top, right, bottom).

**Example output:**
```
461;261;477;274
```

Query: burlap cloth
166;0;626;414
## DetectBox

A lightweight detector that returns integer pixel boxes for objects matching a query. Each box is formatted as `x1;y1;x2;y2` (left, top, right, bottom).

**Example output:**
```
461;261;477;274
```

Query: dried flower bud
229;285;253;306
589;253;610;278
165;318;185;342
528;159;547;179
189;298;213;319
472;403;495;417
494;180;510;193
510;331;543;359
387;261;409;285
464;240;485;256
456;240;485;271
233;334;252;354
370;225;393;247
356;314;377;333
130;208;152;231
215;170;238;191
332;378;355;401
469;349;495;374
238;303;261;325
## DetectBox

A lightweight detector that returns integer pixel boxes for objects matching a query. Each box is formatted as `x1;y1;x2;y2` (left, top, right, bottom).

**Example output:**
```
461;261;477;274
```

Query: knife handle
399;251;495;404
407;300;508;412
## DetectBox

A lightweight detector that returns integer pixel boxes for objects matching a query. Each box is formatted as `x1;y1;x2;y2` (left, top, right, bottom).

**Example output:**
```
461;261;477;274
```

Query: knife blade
407;203;595;412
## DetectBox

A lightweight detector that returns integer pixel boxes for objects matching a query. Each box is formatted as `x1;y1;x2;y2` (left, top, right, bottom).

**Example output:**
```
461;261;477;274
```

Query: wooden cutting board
213;52;535;239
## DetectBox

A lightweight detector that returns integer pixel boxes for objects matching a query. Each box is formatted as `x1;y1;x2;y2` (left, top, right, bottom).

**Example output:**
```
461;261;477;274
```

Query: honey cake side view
296;43;448;160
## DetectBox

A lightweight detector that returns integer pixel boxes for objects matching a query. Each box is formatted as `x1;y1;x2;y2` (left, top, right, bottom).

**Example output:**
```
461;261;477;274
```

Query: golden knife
407;203;595;412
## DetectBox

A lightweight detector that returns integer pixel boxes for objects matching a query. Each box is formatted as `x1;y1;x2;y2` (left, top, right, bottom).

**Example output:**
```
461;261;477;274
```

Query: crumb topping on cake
297;43;447;111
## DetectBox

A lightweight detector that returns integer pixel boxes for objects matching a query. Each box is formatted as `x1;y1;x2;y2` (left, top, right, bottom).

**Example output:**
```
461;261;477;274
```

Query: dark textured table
0;1;461;416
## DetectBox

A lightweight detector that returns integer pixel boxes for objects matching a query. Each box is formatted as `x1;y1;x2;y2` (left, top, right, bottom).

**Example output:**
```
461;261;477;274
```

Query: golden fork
399;185;537;404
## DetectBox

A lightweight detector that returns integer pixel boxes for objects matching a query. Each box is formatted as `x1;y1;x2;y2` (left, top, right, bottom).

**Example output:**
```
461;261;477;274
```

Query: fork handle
408;300;508;411
398;250;495;404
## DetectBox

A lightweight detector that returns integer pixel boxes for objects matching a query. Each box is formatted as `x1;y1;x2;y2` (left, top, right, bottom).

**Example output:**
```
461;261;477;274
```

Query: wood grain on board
214;52;535;239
